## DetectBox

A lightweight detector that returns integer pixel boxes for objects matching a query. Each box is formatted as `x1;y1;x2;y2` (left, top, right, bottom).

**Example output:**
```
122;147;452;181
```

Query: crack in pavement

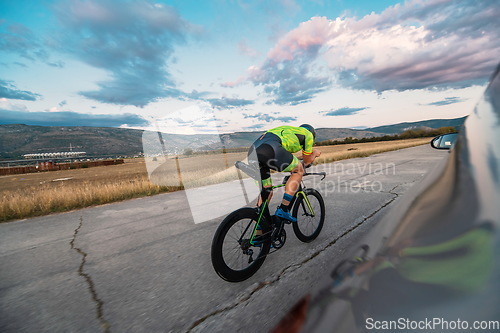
187;183;404;332
70;216;111;333
187;262;303;332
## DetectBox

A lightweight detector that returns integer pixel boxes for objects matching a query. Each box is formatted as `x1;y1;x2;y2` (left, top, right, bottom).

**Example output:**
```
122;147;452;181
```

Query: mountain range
367;116;466;134
0;117;466;159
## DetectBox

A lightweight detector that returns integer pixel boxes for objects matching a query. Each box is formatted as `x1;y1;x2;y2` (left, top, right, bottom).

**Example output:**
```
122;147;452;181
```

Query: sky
0;0;499;134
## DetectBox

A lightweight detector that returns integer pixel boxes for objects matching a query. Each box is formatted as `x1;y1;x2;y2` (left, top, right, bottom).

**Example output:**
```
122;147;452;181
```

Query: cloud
53;0;200;107
185;90;211;100
172;118;192;124
321;107;368;116
232;0;499;103
206;97;254;109
243;16;332;105
47;61;65;68
238;40;259;58
243;112;297;122
244;124;265;129
0;109;149;127
0;99;29;111
261;72;330;106
13;62;28;68
0;79;41;101
426;97;466;106
329;0;500;91
277;0;300;14
0;22;62;67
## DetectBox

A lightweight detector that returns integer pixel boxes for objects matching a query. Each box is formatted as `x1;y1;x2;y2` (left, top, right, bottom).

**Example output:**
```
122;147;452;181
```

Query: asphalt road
0;145;447;332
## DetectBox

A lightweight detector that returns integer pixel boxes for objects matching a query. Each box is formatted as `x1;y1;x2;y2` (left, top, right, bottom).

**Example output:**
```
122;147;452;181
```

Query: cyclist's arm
302;148;321;166
300;130;319;166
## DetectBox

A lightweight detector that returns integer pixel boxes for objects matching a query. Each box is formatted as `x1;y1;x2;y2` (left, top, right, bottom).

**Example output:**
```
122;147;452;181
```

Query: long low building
23;152;87;159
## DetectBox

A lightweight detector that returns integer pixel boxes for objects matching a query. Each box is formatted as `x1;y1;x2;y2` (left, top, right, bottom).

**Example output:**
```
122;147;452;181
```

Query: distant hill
207;128;382;150
0;124;145;159
0;125;386;159
0;117;466;159
365;116;467;134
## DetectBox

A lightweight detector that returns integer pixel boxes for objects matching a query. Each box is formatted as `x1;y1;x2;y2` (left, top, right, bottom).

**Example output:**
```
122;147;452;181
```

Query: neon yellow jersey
266;126;314;155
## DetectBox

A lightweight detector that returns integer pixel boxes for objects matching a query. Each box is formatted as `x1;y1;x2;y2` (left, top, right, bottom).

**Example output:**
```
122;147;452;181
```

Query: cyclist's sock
280;193;294;211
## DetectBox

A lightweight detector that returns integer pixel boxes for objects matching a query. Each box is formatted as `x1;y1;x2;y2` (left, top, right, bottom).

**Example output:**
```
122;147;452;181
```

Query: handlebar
304;172;327;180
281;171;326;184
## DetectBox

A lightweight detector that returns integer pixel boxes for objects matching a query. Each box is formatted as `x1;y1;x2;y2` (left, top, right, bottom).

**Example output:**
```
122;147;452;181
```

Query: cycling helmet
300;124;316;140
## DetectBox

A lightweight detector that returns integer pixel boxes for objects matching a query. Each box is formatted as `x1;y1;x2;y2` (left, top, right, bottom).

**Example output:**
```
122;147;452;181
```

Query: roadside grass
0;176;179;222
313;137;431;164
0;137;430;222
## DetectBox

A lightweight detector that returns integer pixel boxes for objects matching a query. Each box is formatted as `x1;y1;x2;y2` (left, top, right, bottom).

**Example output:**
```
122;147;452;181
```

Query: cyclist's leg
254;173;271;241
283;158;304;199
257;177;273;206
275;157;303;222
266;143;302;222
252;143;275;205
247;143;274;240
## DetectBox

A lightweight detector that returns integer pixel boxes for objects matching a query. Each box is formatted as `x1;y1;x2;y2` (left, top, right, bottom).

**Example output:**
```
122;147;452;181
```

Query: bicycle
211;160;326;282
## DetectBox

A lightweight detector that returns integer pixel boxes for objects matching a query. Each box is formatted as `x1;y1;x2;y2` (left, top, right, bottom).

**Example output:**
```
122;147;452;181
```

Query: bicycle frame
212;162;327;282
247;172;323;244
247;183;282;244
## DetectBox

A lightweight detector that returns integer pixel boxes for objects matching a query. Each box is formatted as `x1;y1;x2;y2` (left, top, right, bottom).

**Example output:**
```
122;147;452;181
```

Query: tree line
315;126;458;146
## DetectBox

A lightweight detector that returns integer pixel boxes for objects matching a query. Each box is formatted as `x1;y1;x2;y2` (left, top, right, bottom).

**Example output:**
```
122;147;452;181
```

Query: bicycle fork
296;190;316;217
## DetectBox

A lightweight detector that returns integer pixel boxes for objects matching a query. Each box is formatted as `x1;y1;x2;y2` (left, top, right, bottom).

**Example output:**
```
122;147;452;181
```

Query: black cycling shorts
247;132;299;185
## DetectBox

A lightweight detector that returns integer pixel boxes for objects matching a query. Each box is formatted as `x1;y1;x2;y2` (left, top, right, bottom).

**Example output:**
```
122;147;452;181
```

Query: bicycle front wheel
292;188;325;242
211;207;271;282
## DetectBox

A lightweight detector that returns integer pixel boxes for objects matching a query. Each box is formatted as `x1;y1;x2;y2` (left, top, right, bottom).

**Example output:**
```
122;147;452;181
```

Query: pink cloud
266;16;333;63
221;76;245;88
235;0;499;104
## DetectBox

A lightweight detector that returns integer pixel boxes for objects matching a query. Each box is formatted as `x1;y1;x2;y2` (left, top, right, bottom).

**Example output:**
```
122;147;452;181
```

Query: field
312;137;432;164
0;137;430;222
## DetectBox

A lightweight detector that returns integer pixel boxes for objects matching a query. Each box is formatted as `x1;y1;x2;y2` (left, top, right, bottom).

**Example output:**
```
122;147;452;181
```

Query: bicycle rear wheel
292;188;325;242
211;207;271;282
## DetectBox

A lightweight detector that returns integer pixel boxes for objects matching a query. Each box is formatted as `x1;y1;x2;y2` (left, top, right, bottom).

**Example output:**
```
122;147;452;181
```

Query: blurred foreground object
274;64;500;332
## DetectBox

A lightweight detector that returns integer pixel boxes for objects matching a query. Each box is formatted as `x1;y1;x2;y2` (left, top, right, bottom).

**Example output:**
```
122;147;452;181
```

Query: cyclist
247;124;321;223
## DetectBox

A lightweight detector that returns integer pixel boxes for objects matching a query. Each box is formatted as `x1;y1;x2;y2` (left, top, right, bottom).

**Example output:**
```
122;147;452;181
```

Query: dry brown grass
0;177;177;222
0;160;179;222
0;138;430;222
313;137;431;164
